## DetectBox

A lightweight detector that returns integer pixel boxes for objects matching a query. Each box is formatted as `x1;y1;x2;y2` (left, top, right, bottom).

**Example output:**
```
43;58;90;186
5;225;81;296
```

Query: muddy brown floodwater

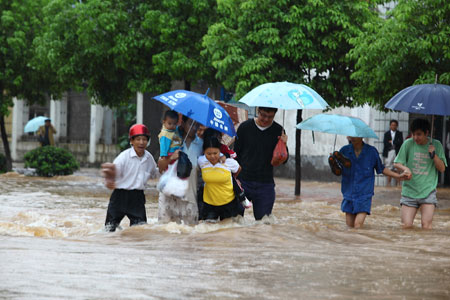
1;169;449;299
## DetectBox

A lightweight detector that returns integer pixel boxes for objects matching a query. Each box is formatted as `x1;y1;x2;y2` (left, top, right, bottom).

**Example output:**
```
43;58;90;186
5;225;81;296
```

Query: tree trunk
295;109;302;195
0;114;13;172
184;80;191;91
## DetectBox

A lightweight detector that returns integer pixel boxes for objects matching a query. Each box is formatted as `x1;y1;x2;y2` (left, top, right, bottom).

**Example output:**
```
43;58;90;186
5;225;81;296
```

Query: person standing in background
37;118;57;147
382;120;403;186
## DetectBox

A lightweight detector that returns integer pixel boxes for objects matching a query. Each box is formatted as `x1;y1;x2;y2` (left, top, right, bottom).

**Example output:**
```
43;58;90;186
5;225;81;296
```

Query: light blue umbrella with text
239;81;329;110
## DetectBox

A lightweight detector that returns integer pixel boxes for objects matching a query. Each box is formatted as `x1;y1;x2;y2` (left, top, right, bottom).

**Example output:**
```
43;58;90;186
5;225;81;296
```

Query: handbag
271;133;288;167
176;151;192;179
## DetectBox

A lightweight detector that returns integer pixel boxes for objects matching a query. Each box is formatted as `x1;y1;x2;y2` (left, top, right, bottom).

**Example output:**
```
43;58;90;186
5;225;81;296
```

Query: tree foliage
145;0;218;90
0;0;55;171
349;0;450;109
35;0;171;107
36;0;217;106
203;0;382;107
0;0;55;113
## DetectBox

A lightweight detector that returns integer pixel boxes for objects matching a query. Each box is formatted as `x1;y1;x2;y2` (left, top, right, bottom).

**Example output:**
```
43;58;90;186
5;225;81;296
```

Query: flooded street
1;169;450;299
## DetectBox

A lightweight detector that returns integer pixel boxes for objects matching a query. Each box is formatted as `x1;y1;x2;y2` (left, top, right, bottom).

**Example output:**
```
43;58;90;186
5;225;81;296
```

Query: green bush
24;146;79;177
0;152;6;174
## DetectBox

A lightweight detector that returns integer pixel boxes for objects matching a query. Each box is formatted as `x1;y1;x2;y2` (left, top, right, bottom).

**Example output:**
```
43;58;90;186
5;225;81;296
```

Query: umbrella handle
429;115;434;158
333;134;337;152
183;120;196;146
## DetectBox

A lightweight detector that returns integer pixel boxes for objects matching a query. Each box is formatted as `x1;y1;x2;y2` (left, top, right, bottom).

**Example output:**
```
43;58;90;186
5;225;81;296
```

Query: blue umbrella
153;90;236;137
24;116;49;133
385;84;450;116
238;81;329;110
385;83;450;143
296;114;379;139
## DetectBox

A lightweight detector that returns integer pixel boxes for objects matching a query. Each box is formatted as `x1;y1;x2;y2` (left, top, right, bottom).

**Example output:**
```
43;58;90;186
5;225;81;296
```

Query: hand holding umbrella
297;114;379;176
153;89;236;138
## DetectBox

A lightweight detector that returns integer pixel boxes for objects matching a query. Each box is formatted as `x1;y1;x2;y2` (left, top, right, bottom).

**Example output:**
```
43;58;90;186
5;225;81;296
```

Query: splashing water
1;169;449;299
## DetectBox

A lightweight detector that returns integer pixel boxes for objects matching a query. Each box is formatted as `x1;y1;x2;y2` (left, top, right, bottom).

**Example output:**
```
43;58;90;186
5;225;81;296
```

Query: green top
394;138;447;199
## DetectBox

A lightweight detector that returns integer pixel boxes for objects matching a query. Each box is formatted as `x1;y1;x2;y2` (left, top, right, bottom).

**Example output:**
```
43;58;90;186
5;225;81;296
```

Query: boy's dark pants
105;189;147;232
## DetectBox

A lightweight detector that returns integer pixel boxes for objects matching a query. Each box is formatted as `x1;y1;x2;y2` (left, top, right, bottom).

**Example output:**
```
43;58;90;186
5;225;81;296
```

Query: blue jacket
340;143;384;201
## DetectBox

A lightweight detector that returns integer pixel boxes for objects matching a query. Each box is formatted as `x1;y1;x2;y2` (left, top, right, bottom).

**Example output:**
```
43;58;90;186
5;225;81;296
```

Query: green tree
349;0;450;108
144;0;218;91
36;0;218;106
0;0;56;172
203;0;382;105
203;0;382;194
36;0;173;108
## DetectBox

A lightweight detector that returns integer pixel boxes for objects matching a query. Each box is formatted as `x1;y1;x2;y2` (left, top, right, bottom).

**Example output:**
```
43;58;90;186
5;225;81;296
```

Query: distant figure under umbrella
37;118;57;146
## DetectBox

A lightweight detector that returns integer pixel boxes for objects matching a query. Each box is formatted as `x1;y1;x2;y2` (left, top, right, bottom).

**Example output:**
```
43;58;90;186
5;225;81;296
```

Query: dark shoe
328;155;342;176
205;217;219;224
205;211;218;223
333;151;351;168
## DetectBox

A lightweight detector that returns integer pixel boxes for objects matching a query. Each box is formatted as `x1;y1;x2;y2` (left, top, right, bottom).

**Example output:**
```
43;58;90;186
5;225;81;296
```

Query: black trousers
105;189;147;232
202;197;244;221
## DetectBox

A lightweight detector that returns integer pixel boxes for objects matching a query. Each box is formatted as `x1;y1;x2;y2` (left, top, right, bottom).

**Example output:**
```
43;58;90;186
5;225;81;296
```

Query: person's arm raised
157;149;180;173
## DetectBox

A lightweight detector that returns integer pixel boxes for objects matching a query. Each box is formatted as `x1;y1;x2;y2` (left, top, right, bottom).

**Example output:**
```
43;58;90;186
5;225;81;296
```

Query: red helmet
129;124;150;139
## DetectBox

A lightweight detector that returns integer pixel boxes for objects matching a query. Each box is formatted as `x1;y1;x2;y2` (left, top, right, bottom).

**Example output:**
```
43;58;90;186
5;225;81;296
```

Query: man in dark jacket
234;107;288;220
383;119;403;186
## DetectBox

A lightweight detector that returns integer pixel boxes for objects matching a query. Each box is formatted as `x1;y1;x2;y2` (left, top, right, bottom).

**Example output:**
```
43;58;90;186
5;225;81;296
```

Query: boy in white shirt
101;124;158;232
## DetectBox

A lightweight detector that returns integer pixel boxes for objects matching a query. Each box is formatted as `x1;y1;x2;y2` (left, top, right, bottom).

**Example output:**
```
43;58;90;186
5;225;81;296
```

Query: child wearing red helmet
101;124;158;232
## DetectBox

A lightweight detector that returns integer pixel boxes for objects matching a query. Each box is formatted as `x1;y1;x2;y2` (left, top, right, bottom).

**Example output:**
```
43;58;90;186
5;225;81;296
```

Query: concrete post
89;103;105;163
137;92;143;124
89;103;97;164
59;96;68;138
102;107;113;145
50;97;60;141
11;98;24;160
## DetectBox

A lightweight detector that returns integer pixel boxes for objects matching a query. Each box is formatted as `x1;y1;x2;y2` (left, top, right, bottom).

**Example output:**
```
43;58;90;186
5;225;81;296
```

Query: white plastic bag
157;161;189;198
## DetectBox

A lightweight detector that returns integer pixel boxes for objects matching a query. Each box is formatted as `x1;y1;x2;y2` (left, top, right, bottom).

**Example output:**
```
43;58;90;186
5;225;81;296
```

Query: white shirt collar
129;146;148;162
254;119;272;131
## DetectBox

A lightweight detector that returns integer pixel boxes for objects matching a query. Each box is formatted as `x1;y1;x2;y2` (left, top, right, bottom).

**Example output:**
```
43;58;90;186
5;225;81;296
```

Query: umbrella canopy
238;81;329;110
296;114;379;139
385;84;450;116
153;90;236;137
24;116;49;133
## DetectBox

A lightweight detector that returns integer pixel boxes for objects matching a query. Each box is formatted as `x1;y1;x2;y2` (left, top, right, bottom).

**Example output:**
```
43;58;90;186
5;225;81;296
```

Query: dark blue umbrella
385;83;450;150
153;89;236;137
385;84;450;116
